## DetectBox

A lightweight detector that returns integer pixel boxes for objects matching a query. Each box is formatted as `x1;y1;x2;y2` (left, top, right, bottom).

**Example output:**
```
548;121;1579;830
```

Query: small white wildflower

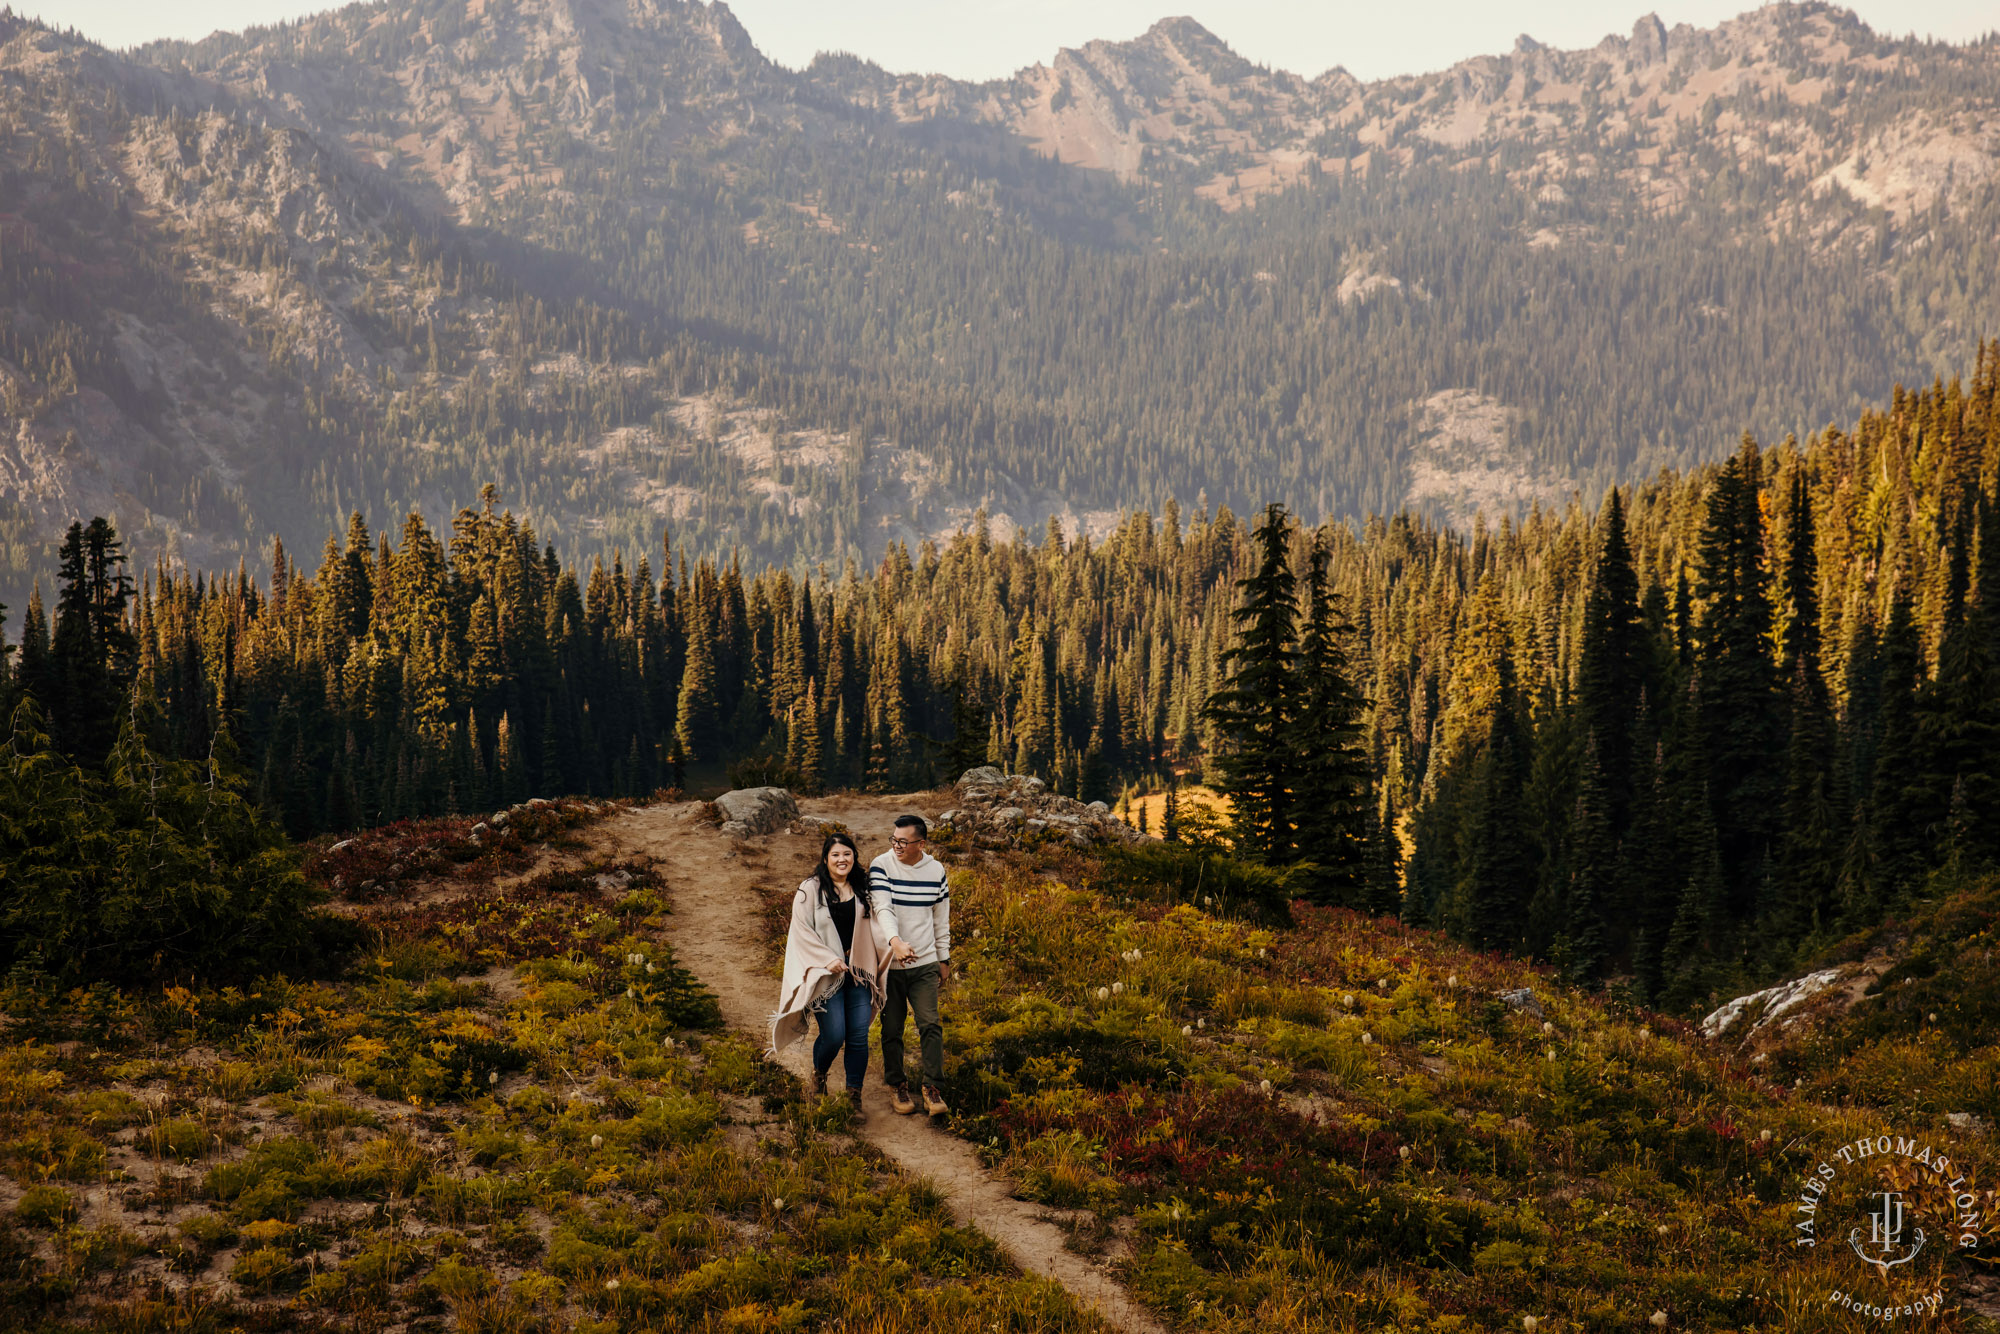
1112;981;1124;995
488;1071;499;1086
1650;1313;1669;1329
604;1278;620;1291
772;1197;785;1211
1638;1026;1651;1039
1256;947;1266;958
1258;1079;1272;1094
1171;1206;1182;1220
1203;896;1213;907
1446;974;1457;987
1928;1012;1938;1022
1132;948;1143;962
646;963;656;974
626;953;642;966
1181;1025;1193;1036
1096;986;1110;1001
626;986;637;999
1657;1223;1670;1234
1522;1318;1539;1334
1376;978;1386;990
590;1134;604;1149
1342;994;1354;1008
1545;1047;1557;1061
1361;1032;1374;1045
1196;1017;1205;1030
973;928;982;938
1399;1145;1411;1160
1542;1021;1554;1035
661;1036;675;1049
1759;1129;1772;1142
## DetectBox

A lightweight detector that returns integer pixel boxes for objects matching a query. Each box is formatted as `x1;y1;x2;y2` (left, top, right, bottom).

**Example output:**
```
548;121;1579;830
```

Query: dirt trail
594;796;1166;1334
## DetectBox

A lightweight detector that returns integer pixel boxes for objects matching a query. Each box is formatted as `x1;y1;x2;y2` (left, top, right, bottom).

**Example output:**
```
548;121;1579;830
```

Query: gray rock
1086;801;1109;814
1015;776;1047;793
994;806;1026;825
1498;987;1544;1018
714;787;800;837
471;822;490;838
490;812;509;829
1026;819;1047;832
1947;1112;1986;1135
959;766;1006;786
327;838;358;854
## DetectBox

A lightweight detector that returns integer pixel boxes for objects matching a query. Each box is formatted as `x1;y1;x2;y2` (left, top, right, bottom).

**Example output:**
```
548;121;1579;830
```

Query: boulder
959;766;1006;786
714;786;800;838
1498;987;1544;1018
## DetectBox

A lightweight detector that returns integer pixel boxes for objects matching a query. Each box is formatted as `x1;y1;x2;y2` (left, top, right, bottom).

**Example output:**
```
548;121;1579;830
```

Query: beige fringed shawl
769;878;888;1056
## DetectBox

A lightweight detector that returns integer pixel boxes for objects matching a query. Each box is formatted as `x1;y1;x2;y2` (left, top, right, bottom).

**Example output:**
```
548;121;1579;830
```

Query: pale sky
22;0;1998;81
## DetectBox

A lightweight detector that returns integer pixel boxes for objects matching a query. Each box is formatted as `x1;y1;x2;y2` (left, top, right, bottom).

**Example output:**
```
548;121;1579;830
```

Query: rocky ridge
935;766;1145;850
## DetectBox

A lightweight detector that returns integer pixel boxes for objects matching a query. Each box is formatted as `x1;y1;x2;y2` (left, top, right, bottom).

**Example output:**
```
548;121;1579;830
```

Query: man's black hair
894;814;928;840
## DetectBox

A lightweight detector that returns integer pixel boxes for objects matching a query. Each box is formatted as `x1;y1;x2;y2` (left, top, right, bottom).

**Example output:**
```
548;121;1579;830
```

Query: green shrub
1095;842;1296;925
175;1212;236;1249
14;1185;75;1228
230;1245;303;1294
144;1118;210;1161
0;699;343;985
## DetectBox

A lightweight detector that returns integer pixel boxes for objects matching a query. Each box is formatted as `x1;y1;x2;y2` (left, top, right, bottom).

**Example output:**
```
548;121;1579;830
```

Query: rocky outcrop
714;786;800;839
936;767;1143;849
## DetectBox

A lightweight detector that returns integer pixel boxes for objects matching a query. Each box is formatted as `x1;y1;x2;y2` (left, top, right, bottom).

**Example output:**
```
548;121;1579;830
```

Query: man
868;814;951;1117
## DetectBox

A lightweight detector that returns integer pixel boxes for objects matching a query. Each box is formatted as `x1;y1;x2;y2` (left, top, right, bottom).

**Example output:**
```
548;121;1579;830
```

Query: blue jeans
812;976;873;1091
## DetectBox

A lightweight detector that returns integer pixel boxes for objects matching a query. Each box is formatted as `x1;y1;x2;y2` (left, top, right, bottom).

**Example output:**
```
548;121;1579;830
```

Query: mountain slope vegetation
3;1;2000;593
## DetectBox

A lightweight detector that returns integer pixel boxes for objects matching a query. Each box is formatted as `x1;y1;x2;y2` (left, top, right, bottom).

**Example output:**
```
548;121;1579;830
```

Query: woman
770;831;888;1115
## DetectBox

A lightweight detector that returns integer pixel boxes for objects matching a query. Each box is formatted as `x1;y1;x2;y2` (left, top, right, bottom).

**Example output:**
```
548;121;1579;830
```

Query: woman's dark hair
811;832;868;917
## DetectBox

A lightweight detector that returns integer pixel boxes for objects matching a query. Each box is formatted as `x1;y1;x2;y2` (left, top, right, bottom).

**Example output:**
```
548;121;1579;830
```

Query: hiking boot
922;1085;950;1118
809;1067;828;1098
845;1089;868;1124
889;1083;918;1116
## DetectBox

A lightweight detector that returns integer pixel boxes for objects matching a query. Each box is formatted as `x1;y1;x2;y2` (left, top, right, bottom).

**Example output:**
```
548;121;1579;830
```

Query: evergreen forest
5;354;2000;1012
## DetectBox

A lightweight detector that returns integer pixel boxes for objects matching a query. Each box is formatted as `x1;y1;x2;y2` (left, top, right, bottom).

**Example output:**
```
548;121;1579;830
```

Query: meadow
0;800;1106;1333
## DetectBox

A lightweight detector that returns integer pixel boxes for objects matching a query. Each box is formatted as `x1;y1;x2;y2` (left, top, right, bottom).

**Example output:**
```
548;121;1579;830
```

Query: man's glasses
890;836;923;849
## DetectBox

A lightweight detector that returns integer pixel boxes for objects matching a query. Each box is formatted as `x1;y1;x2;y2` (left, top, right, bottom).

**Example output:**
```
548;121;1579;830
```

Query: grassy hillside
2;792;1998;1331
0;801;1105;1333
899;828;2000;1331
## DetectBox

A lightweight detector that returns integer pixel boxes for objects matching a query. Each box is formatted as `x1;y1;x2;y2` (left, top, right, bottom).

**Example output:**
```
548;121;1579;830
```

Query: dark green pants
880;963;943;1088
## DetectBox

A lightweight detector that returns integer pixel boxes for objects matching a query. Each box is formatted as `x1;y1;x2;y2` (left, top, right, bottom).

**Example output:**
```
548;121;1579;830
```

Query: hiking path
591;795;1166;1334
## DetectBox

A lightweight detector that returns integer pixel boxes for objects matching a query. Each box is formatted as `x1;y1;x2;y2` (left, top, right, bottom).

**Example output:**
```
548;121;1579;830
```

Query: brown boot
846;1088;867;1124
922;1085;949;1118
809;1067;828;1098
889;1083;918;1116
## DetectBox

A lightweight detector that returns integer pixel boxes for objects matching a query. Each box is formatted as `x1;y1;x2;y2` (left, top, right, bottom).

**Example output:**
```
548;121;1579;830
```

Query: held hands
828;961;848;976
889;937;918;964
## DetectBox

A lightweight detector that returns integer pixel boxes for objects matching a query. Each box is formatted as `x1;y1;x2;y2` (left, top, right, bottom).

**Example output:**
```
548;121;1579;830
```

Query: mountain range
1;0;1997;592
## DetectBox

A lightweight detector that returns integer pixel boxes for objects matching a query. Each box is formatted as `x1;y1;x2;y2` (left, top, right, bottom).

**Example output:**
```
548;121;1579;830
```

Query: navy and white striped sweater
867;850;951;968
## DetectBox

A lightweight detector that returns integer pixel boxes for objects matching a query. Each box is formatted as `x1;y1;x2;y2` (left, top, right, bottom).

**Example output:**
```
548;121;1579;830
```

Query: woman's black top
828;892;857;956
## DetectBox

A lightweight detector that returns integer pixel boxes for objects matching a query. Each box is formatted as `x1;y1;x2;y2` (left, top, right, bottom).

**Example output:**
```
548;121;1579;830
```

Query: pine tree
1463;647;1532;951
496;711;527;804
1694;437;1780;916
1204;503;1299;861
1290;534;1374;904
675;622;722;763
1576;487;1642;829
